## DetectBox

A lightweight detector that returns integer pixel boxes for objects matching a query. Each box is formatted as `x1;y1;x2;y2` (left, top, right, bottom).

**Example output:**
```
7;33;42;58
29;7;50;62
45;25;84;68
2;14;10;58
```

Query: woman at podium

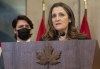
40;2;88;41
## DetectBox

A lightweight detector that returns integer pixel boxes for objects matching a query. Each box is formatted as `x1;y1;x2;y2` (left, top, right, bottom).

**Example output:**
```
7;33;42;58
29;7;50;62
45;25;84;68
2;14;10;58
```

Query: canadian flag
36;0;46;41
80;9;91;39
36;14;46;41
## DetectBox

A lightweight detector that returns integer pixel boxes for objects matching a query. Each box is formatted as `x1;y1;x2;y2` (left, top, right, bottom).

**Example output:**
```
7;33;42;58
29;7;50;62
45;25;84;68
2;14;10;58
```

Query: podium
1;40;100;69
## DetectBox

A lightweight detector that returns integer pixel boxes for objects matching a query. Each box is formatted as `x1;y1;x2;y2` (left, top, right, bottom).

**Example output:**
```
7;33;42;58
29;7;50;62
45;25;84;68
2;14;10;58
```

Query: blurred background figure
0;15;34;69
12;15;34;42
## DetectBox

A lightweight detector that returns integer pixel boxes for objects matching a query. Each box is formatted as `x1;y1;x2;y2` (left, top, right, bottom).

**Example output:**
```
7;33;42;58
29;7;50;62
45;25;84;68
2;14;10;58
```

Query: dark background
0;0;26;42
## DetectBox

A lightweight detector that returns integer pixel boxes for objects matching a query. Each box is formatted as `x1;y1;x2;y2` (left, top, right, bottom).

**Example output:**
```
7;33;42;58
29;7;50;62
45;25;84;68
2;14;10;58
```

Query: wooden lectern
1;40;100;69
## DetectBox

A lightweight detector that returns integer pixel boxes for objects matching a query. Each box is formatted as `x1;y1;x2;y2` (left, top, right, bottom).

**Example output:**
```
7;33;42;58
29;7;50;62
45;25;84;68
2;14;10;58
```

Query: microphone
59;31;65;36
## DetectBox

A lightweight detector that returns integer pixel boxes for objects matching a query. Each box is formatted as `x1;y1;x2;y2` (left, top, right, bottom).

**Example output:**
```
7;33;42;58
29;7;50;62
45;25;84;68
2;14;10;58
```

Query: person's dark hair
41;2;79;40
12;15;33;29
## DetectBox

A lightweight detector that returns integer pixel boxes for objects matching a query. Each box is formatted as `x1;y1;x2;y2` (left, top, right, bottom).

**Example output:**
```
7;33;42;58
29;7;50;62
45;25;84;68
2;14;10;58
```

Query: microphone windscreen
59;32;65;36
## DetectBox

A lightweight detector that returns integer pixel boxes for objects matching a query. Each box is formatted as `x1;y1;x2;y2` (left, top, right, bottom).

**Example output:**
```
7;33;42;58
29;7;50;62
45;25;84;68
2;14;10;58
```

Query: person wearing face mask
0;15;34;69
40;2;88;41
12;15;33;42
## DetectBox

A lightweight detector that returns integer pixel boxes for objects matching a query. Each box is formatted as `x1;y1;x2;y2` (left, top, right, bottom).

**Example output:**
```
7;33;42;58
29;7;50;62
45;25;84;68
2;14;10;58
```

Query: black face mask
17;28;31;41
